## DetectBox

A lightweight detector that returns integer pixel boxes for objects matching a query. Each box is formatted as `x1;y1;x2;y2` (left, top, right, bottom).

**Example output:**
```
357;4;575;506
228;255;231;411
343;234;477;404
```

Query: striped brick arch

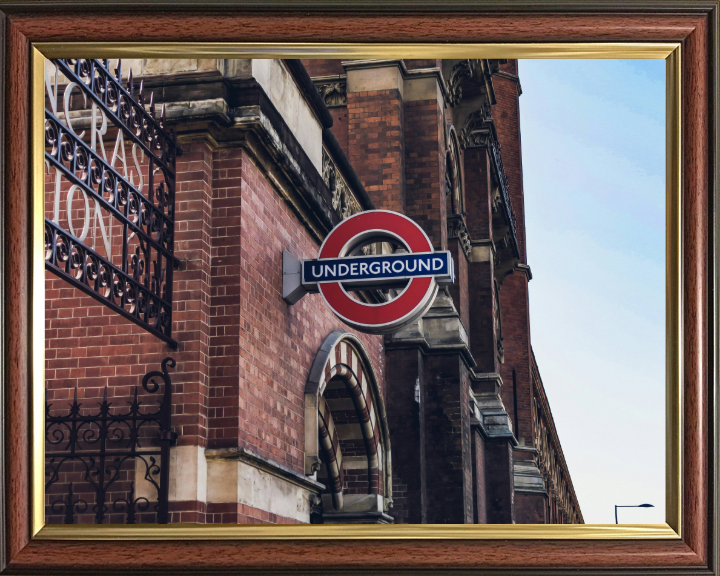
305;330;392;521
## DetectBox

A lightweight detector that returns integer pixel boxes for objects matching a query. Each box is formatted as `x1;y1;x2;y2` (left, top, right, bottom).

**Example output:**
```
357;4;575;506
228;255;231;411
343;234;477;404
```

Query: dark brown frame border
1;2;718;574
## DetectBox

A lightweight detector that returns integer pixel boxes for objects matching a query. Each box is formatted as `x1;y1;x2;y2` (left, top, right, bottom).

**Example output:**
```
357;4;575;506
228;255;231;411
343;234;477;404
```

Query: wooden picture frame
1;1;717;573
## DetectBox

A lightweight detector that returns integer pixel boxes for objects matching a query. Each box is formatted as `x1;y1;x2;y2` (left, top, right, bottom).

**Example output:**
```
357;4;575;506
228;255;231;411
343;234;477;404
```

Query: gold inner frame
31;42;682;540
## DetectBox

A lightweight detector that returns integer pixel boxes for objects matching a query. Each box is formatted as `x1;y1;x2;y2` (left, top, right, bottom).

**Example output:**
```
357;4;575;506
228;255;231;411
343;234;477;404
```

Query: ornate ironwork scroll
45;357;177;524
44;59;178;347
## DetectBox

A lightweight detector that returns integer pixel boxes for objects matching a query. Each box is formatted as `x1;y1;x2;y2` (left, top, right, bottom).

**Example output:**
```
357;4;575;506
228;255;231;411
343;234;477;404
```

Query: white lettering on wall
44;64;59;116
92;200;113;258
63;82;87;138
91;103;108;161
131;144;144;192
111;129;129;181
66;185;90;241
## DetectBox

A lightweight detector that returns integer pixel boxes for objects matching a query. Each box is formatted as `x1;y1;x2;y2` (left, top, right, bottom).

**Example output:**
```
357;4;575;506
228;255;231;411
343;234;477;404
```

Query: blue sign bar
302;251;454;287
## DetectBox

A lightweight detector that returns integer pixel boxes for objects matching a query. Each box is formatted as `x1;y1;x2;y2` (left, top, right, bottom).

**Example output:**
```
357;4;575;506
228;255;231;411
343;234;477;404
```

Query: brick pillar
423;355;473;524
347;89;405;212
446;239;470;332
404;98;446;249
490;60;549;522
207;146;244;448
492;61;533;447
472;428;488;523
484;439;515;524
385;349;426;524
346;62;406;212
173;140;213;449
464;147;499;374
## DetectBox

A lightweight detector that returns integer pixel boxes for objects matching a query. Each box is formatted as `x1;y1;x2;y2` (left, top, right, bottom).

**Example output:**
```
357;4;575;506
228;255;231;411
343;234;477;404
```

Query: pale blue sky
518;59;665;524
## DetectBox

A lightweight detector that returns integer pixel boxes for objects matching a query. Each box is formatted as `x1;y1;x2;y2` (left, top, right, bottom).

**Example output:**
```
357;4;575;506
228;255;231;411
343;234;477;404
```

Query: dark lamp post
614;503;654;524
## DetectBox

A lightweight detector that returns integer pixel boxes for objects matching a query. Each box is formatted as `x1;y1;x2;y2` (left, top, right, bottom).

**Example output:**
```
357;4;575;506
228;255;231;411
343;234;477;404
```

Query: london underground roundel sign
293;210;454;334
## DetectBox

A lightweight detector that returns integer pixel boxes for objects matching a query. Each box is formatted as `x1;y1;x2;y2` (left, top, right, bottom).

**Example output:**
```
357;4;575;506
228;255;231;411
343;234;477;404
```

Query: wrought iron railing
44;59;178;346
45;357;177;524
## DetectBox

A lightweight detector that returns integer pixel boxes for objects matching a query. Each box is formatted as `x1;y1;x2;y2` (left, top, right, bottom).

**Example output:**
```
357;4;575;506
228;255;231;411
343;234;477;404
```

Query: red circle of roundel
317;211;436;331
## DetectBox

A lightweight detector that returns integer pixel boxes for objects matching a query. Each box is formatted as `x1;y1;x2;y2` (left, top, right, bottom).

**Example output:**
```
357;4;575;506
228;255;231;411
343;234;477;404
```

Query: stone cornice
160;78;345;242
470;386;518;445
384;289;476;370
515;262;533;280
341;58;409;74
471;371;504;388
339;60;450;105
205;447;325;494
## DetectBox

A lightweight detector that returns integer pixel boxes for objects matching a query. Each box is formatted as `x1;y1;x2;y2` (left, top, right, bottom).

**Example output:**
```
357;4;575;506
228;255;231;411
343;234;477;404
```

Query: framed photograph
0;1;717;573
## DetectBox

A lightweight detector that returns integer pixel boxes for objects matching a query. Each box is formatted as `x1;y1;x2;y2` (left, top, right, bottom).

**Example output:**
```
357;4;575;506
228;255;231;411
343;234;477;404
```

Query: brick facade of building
43;57;582;525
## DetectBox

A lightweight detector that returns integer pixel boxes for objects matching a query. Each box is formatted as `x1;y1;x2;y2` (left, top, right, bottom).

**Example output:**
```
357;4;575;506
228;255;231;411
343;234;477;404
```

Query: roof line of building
530;347;585;523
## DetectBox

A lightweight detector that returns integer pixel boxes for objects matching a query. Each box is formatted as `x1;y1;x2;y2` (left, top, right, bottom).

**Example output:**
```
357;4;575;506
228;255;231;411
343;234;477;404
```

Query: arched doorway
304;330;393;523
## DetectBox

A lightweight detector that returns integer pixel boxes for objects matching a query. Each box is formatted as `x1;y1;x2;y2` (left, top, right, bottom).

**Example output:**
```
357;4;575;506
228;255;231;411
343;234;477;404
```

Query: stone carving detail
458;102;494;149
491;188;502;214
446;59;479;107
446;214;471;260
460;105;518;250
446;126;463;215
494;284;504;364
315;80;347;107
322;148;362;220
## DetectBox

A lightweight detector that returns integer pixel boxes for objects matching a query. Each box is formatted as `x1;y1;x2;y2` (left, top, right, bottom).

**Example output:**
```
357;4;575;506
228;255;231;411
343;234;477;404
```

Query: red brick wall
232;149;385;472
515;492;547;523
472;429;487;523
207;146;244;449
447;239;470;332
463;147;492;240
493;60;526;262
484;440;514;524
347;90;406;213
385;348;425;524
492;60;533;446
45;135;387;523
423;355;473;524
45;139;214;449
